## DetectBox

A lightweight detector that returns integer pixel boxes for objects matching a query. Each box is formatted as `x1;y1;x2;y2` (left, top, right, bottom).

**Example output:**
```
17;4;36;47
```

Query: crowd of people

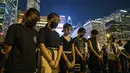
0;8;130;73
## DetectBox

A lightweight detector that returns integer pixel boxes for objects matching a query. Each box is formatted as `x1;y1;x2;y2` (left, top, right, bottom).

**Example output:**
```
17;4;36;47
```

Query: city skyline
18;0;130;25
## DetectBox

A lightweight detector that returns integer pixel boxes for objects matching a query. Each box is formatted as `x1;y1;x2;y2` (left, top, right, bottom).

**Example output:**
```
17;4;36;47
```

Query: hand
81;57;86;62
67;61;73;68
128;56;130;59
98;55;102;61
71;61;75;68
54;60;59;69
1;49;5;54
49;60;55;68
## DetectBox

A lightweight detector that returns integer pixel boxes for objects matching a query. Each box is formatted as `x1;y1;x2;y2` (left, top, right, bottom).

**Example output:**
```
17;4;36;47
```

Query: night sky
18;0;130;25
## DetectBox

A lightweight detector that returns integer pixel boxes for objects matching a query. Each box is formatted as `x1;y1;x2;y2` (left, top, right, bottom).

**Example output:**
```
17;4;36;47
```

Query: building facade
83;18;107;46
0;0;18;39
27;0;40;11
104;9;130;40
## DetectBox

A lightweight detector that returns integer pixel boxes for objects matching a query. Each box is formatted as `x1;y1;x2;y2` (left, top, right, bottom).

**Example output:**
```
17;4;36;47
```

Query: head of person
47;12;60;29
109;36;116;43
117;40;124;46
22;8;40;28
91;29;99;38
77;28;86;38
62;23;72;35
102;45;106;50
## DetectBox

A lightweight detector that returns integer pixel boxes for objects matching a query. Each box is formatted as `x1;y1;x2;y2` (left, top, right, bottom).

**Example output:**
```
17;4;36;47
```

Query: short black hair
22;8;40;22
117;40;122;44
109;35;116;42
62;23;72;32
25;8;40;17
47;12;59;21
78;28;86;33
63;23;72;29
91;29;99;35
109;35;116;39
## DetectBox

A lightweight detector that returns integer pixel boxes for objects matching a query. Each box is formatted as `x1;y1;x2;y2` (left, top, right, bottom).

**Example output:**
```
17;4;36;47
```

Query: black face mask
79;34;84;38
50;22;58;29
25;21;37;28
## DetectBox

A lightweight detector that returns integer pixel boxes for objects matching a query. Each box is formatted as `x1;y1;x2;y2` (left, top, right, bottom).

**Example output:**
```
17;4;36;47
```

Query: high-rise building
27;0;40;11
70;27;80;38
104;9;130;40
35;16;47;31
55;15;65;36
67;16;72;25
83;18;107;46
0;0;18;37
17;10;24;23
59;15;66;24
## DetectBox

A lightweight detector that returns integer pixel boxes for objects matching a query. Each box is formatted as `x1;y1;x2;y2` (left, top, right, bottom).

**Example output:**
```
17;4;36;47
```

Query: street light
106;34;110;38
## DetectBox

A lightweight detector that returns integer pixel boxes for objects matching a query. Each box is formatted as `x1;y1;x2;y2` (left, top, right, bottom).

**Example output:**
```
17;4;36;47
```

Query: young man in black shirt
39;12;63;73
88;29;102;73
4;8;40;73
73;28;87;73
60;23;75;73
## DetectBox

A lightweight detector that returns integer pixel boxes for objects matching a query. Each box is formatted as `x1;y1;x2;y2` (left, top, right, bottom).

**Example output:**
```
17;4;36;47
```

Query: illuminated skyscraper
35;16;47;31
59;15;66;24
0;0;18;37
27;0;40;11
55;15;66;36
67;16;72;24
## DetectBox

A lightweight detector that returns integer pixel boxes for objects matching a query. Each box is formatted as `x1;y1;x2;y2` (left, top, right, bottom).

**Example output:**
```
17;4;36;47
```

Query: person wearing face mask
117;40;130;73
38;12;63;73
87;29;102;73
4;8;40;73
59;23;75;73
107;36;119;73
73;28;87;73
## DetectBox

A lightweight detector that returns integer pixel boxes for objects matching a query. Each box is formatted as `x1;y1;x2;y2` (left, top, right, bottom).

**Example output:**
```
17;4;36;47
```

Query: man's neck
21;22;33;30
47;24;54;31
77;36;82;40
63;33;68;36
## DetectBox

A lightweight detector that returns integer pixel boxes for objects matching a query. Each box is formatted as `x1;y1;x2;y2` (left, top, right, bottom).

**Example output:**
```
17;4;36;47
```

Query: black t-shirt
60;36;74;51
73;37;86;54
88;38;99;57
4;24;38;72
124;41;130;54
38;26;62;48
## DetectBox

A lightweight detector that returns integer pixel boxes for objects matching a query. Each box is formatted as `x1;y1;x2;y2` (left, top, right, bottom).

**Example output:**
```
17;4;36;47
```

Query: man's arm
72;43;75;64
4;25;16;58
88;40;100;57
97;43;101;55
75;46;83;58
62;52;69;62
84;42;88;58
40;43;53;62
54;45;63;68
56;45;63;61
4;45;12;60
118;49;128;58
4;45;12;55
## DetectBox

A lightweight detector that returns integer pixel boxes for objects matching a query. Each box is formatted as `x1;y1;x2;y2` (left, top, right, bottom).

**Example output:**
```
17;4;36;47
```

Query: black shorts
80;57;86;72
